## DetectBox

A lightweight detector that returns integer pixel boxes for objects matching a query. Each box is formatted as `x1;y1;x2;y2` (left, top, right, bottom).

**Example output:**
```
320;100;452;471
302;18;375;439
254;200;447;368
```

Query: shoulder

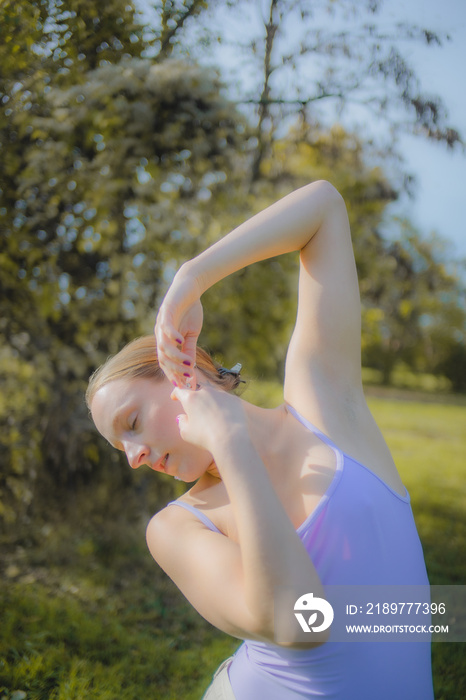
145;502;210;582
146;500;201;539
146;503;194;557
146;483;226;554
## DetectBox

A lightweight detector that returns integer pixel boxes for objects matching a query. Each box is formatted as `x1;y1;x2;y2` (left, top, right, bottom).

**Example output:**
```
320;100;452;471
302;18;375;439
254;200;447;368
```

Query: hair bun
218;362;242;376
217;362;245;390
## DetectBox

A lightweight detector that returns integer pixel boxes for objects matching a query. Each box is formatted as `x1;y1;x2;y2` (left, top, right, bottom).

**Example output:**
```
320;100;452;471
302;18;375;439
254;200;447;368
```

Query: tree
437;340;466;393
147;0;462;185
199;123;397;378
145;0;465;383
0;0;150;525
198;123;465;386
0;0;245;526
360;221;465;384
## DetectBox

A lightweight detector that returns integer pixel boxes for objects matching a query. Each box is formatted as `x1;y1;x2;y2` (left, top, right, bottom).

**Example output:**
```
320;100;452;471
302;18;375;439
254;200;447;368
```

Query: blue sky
379;0;466;259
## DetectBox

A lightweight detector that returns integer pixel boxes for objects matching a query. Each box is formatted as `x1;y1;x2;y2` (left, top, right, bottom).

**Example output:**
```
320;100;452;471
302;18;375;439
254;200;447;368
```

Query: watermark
274;585;465;645
294;592;334;633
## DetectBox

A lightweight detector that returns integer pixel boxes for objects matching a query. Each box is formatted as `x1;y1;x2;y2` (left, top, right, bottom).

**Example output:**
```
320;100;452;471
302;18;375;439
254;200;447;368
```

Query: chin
176;461;215;484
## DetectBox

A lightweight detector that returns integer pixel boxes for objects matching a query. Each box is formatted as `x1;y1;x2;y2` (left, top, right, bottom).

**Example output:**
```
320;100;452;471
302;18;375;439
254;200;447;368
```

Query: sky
138;0;466;259
377;0;466;259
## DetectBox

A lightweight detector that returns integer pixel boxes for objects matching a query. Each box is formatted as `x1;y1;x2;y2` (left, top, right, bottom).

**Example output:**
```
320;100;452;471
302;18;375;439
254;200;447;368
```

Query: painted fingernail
183;372;191;377
176;338;183;345
176;415;181;424
172;381;178;387
183;360;191;366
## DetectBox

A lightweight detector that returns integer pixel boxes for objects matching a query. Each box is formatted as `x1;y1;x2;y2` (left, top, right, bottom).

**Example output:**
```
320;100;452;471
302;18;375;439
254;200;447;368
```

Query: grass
0;383;465;699
366;396;466;700
0;529;237;700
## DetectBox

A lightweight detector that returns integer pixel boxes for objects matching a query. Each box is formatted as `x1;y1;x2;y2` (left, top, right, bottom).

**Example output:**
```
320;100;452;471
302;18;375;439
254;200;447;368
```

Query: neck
199;400;290;485
242;400;289;473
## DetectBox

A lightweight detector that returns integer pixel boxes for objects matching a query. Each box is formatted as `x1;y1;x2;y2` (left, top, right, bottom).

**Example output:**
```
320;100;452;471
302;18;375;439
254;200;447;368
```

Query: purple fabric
168;405;434;699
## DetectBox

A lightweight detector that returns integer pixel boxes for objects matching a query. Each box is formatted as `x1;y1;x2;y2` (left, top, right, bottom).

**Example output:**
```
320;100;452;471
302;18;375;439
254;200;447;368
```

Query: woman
87;181;434;699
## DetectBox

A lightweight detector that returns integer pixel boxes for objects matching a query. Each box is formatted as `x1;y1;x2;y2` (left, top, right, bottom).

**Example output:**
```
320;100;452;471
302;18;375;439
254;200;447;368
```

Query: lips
153;454;169;472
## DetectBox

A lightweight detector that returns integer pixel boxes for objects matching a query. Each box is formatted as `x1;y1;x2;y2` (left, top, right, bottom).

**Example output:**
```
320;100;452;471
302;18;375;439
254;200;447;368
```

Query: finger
155;310;183;347
157;336;194;369
182;333;198;367
158;347;192;373
175;413;187;429
156;327;189;362
155;326;183;353
159;356;195;390
172;380;203;400
171;386;192;405
176;412;192;442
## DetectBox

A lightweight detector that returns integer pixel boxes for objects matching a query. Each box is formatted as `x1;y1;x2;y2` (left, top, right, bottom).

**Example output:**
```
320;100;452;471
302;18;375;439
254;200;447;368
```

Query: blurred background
1;1;465;698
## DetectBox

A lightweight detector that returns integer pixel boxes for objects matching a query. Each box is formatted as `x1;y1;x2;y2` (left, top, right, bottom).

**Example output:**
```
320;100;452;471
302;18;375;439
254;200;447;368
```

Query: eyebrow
110;404;131;446
112;411;124;436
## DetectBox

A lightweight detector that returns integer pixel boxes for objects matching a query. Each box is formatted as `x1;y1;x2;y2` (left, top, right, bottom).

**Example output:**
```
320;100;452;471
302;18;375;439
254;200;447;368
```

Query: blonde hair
86;335;242;409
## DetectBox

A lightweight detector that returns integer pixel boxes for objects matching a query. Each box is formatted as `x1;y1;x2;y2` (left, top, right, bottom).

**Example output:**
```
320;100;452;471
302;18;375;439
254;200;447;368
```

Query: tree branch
158;0;206;59
251;0;279;184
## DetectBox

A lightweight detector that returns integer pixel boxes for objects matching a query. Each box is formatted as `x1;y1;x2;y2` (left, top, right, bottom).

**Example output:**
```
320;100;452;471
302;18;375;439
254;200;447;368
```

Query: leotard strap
166;500;223;534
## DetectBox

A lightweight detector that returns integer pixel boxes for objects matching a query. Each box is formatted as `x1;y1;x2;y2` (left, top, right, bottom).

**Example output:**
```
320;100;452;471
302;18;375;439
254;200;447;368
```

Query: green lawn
1;389;464;699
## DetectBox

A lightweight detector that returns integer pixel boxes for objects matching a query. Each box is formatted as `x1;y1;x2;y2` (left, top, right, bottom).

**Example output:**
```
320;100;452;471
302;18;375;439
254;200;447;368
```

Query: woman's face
90;376;214;482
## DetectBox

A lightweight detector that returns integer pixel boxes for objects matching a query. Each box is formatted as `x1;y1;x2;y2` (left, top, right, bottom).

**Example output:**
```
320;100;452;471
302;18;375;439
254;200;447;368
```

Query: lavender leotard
167;405;434;699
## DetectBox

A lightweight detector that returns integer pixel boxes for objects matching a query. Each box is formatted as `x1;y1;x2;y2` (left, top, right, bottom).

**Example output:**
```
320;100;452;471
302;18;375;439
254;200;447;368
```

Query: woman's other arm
146;385;329;649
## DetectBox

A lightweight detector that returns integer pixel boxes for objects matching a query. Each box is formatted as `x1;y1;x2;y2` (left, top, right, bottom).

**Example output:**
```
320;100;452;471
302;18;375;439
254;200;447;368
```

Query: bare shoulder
146;478;229;562
146;505;210;591
146;502;195;560
146;500;201;541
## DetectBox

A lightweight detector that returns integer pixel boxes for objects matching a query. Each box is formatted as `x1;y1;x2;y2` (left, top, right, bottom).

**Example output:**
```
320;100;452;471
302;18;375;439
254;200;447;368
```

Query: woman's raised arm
155;180;351;387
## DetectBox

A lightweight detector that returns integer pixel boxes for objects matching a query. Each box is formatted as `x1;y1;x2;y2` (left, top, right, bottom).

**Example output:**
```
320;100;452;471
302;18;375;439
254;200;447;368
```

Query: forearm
179;180;341;294
213;435;325;640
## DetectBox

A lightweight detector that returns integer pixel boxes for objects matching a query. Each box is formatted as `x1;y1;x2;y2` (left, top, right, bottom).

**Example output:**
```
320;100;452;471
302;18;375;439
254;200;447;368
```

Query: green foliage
362;365;452;394
436;340;466;393
360;221;465;383
0;0;246;526
0;493;238;699
0;0;151;523
0;577;237;699
0;345;53;524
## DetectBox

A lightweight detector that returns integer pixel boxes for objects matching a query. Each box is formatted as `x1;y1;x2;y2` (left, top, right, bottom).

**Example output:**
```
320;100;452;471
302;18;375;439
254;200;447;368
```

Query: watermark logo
294;592;334;633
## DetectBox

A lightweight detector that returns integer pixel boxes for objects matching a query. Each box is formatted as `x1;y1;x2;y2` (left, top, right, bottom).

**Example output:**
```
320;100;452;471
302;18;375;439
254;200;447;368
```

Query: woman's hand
171;383;247;457
155;266;203;387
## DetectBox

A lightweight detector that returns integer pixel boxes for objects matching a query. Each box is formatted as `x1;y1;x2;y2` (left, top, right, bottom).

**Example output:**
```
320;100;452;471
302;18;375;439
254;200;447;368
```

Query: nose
123;440;150;470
